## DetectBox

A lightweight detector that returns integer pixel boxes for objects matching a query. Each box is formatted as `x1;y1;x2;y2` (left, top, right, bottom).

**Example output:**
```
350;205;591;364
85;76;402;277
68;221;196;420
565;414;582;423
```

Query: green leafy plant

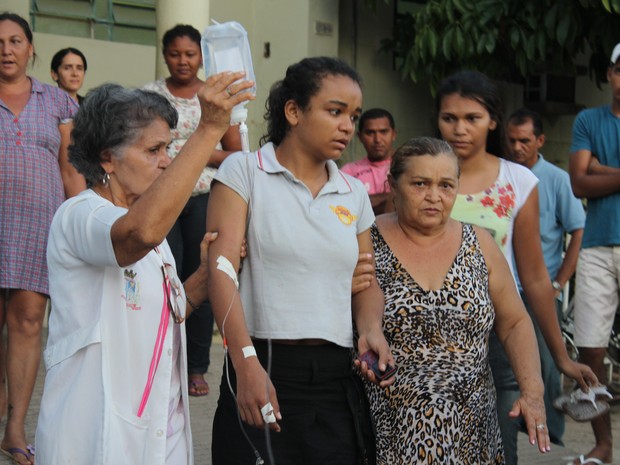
373;0;620;92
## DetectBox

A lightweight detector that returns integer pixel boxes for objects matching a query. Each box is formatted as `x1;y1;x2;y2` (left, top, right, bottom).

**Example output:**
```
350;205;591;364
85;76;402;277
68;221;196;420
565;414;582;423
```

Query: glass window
31;0;156;45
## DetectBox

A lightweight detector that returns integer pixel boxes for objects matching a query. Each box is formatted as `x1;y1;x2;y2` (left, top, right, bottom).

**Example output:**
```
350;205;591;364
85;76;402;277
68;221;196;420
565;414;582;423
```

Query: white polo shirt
214;142;374;348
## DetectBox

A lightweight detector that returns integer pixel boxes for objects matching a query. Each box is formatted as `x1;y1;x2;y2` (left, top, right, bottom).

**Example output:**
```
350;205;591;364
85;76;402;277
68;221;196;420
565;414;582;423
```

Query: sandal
566;454;605;464
0;444;35;465
553;387;611;422
589;385;614;401
188;375;209;397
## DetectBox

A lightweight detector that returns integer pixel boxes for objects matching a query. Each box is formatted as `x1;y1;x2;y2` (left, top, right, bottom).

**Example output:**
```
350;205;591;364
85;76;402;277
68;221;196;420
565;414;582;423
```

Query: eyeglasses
161;263;185;324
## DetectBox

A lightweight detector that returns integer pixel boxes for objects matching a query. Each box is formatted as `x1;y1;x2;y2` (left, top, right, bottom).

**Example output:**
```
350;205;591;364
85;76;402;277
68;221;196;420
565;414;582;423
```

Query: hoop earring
103;172;110;186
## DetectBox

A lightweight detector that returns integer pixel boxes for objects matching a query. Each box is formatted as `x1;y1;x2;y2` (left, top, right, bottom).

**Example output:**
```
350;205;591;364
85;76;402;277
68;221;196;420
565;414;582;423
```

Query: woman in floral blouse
435;70;597;465
143;24;241;397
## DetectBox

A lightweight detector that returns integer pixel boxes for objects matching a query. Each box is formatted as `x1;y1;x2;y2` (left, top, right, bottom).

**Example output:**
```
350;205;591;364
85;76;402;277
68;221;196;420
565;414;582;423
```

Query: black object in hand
359;350;396;381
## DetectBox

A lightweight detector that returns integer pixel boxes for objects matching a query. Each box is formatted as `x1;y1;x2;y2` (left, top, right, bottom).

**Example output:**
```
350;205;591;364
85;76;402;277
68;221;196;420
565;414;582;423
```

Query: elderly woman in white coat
34;72;254;465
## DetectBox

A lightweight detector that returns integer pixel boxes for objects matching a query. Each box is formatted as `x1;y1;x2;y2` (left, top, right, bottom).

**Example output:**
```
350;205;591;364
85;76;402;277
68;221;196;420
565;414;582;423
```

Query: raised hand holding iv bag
202;21;255;152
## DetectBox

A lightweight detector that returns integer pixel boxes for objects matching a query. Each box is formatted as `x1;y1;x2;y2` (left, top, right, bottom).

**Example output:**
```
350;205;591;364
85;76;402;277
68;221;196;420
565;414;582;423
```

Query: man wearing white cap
568;42;620;465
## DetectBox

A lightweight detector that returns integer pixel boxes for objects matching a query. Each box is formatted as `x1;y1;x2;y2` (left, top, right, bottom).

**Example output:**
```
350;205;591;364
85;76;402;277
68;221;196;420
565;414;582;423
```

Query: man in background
342;108;397;214
568;42;620;465
507;108;585;446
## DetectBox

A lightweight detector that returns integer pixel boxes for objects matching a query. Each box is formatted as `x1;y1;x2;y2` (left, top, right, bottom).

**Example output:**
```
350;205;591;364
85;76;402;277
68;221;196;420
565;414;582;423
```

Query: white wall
338;0;435;165
30;34;156;91
4;0;28;19
308;1;339;57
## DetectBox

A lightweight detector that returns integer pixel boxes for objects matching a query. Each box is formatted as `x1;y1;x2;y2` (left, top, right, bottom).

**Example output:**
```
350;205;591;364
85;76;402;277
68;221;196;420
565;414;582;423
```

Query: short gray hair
390;136;459;181
69;83;178;186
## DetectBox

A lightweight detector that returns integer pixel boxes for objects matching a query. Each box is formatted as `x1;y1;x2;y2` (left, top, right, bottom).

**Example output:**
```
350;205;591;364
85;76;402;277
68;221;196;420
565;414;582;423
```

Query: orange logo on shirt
330;205;357;225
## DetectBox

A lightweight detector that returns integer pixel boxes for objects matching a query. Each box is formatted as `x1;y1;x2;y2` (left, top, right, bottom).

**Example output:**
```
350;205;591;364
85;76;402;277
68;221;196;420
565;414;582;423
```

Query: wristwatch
552;280;563;292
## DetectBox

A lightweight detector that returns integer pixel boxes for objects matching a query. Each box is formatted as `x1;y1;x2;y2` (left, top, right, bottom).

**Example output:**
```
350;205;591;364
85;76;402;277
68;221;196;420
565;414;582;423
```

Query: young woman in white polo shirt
206;56;394;465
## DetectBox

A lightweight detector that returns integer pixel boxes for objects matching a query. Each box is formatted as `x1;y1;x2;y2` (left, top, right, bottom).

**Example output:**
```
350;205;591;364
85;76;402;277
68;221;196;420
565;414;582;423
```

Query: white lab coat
36;191;193;465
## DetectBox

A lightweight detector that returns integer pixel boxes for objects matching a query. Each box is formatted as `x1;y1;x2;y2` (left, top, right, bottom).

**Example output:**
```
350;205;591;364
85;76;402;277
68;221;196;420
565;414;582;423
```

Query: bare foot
188;373;209;397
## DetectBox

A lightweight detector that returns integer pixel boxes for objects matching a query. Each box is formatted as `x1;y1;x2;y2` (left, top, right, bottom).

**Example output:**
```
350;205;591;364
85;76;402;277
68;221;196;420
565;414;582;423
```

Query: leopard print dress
367;223;504;465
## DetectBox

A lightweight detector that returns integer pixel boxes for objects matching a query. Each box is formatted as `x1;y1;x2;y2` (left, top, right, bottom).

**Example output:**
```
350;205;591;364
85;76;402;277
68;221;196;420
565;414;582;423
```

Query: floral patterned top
451;158;538;278
143;78;220;195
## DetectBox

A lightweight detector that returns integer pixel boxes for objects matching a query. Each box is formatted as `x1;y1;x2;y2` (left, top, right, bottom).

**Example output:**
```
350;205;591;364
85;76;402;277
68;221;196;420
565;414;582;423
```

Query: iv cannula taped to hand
202;21;255;152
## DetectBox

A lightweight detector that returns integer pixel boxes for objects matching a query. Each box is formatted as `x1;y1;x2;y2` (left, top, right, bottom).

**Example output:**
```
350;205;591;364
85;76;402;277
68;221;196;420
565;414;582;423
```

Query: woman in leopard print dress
363;137;550;464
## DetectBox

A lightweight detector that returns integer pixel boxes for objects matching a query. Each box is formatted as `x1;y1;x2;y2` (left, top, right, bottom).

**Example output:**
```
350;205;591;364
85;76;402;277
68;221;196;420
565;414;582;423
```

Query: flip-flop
566;454;605;465
0;444;35;465
553;388;610;422
589;385;614;401
188;377;209;397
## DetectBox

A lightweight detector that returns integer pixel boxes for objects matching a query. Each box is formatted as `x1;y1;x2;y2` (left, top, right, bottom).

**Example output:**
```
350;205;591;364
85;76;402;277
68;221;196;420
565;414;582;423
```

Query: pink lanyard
137;248;172;418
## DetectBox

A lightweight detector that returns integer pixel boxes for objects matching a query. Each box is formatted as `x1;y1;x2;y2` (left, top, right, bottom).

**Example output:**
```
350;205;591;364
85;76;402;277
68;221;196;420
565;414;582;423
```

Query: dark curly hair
261;56;362;146
69;84;178;186
162;24;201;52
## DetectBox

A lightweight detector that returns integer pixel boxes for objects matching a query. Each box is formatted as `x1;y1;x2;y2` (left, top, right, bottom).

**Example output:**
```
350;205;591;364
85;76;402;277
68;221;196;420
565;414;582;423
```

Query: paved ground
2;332;620;464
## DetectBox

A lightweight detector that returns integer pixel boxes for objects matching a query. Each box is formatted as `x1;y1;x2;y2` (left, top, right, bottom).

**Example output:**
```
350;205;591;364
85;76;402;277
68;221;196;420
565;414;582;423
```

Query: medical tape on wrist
260;402;276;424
217;255;239;288
242;345;257;358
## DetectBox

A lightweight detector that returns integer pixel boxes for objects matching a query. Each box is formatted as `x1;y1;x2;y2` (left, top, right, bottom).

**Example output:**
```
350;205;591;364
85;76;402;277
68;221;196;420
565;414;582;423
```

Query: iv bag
202;21;256;124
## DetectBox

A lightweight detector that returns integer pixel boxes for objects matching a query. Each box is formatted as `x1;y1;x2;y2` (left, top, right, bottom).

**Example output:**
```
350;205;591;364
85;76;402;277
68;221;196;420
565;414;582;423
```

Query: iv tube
201;21;255;153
